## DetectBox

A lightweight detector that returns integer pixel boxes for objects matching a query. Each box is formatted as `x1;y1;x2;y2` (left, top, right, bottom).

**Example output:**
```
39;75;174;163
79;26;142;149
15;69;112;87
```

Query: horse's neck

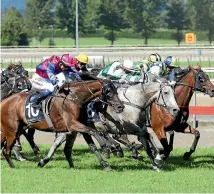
68;81;102;102
124;82;160;106
175;71;195;107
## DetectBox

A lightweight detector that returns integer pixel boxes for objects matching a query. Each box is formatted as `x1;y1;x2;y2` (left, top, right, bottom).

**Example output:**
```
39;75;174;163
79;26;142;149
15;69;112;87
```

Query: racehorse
1;63;32;101
150;65;214;159
1;80;124;168
37;80;180;171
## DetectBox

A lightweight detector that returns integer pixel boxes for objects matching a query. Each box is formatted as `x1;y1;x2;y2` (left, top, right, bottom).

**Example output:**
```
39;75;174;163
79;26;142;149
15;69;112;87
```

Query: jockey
164;56;181;83
30;53;88;107
147;53;167;77
134;60;150;73
97;59;145;82
148;53;162;65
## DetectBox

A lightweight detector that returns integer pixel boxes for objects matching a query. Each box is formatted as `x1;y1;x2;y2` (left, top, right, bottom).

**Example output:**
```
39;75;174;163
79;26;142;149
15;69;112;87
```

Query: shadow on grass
7;146;214;172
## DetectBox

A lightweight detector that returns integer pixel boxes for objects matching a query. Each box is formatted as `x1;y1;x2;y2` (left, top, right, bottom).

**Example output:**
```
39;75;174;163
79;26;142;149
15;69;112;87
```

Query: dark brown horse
150;65;214;159
1;80;124;168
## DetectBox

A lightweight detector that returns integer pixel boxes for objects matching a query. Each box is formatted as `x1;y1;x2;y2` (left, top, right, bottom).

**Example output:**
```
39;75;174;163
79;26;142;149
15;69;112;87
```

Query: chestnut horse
151;65;214;159
1;80;124;168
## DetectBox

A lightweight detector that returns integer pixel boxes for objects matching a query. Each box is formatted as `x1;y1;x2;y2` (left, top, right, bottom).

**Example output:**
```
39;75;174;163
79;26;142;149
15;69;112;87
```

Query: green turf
1;145;214;193
29;37;212;47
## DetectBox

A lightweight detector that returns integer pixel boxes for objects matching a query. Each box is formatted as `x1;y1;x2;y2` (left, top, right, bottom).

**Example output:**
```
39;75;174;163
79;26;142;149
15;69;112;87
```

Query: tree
84;0;101;34
1;7;29;46
97;0;128;45
25;0;55;41
187;0;214;44
165;0;189;45
56;0;87;43
126;0;165;45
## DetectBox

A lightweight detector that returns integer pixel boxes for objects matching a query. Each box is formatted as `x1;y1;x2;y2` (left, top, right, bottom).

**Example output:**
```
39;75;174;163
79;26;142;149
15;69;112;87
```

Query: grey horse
38;80;179;171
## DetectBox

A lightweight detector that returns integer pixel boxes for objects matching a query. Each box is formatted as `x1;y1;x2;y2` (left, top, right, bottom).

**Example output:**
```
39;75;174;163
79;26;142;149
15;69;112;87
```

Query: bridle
121;82;171;111
176;68;211;94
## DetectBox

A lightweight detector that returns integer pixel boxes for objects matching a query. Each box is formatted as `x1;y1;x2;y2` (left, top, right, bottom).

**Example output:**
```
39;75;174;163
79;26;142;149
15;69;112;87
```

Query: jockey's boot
30;90;51;108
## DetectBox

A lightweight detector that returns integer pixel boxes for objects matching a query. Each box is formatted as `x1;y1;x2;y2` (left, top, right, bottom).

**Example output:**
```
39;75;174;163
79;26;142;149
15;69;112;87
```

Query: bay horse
0;63;39;161
38;80;180;171
1;80;124;168
150;65;214;160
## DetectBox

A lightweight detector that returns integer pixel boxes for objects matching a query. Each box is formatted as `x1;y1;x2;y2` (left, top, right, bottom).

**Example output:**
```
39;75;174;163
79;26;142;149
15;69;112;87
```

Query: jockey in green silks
97;59;149;83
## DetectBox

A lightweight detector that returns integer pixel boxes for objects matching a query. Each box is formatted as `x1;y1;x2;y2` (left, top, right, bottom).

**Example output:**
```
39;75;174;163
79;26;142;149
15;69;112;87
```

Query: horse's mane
62;80;103;89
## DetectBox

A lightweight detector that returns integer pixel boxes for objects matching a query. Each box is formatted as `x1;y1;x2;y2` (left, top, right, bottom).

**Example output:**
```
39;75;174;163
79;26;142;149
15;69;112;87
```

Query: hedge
31;28;209;41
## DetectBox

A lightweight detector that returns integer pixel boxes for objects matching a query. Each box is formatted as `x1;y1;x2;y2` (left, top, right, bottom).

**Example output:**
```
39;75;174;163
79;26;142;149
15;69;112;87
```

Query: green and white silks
97;61;146;82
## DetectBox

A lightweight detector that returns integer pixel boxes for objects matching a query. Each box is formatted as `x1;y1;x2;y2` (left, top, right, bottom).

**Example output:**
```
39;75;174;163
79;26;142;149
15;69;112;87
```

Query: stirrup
31;101;41;108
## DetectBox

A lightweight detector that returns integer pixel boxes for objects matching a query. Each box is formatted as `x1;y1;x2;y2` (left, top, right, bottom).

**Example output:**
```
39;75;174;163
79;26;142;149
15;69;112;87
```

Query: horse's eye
164;91;168;95
198;75;204;83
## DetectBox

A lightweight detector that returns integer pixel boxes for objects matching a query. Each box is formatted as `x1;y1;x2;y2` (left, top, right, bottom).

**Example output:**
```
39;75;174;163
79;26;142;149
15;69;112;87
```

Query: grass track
1;145;214;193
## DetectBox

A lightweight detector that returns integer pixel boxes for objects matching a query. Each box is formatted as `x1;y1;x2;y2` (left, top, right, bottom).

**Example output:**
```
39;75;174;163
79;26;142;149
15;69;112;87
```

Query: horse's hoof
68;163;74;168
38;160;45;167
117;151;124;158
152;165;161;172
131;155;138;160
33;147;40;155
183;152;190;160
137;155;144;160
17;157;27;162
112;151;117;157
104;166;112;171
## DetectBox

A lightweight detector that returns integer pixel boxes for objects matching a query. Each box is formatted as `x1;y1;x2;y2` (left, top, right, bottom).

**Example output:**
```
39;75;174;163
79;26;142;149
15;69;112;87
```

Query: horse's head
154;80;179;117
13;76;32;93
12;63;29;77
189;65;214;97
101;80;124;113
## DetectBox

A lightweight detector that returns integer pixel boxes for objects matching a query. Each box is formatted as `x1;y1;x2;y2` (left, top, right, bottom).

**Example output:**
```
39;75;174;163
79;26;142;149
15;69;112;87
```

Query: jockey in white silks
97;59;149;83
30;53;89;107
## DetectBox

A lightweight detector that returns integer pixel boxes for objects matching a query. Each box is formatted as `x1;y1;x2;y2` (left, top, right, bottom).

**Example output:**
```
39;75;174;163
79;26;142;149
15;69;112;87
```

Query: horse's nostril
173;108;178;115
117;105;124;111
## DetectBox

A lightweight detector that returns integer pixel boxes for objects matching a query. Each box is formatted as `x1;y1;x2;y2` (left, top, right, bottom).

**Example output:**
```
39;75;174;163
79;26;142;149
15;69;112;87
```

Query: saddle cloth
25;95;53;126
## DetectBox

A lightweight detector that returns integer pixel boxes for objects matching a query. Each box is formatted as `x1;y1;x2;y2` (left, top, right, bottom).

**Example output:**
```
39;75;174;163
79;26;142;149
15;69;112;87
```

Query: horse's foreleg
82;132;111;160
138;131;162;171
27;127;40;154
112;134;141;159
183;124;200;160
82;133;111;170
38;133;66;167
64;132;78;168
105;133;124;158
68;120;111;171
167;130;175;153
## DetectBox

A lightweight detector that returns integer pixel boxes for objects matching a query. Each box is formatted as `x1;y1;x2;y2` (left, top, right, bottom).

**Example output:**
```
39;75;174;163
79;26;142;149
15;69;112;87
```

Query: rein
121;83;170;110
176;69;208;94
58;80;114;107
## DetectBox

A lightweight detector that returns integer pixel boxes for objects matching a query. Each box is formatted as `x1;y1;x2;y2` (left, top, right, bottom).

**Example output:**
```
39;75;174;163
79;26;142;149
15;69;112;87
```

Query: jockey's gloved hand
119;79;128;84
169;80;176;86
50;75;57;85
69;72;81;81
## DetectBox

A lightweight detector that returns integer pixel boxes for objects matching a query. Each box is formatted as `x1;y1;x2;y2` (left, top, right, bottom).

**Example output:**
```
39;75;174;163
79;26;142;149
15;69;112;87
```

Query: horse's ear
8;63;15;69
18;61;23;66
187;65;192;70
197;63;201;69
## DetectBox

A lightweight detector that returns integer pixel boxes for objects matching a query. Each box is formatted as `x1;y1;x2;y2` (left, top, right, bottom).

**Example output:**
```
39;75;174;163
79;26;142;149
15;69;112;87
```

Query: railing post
193;92;197;128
